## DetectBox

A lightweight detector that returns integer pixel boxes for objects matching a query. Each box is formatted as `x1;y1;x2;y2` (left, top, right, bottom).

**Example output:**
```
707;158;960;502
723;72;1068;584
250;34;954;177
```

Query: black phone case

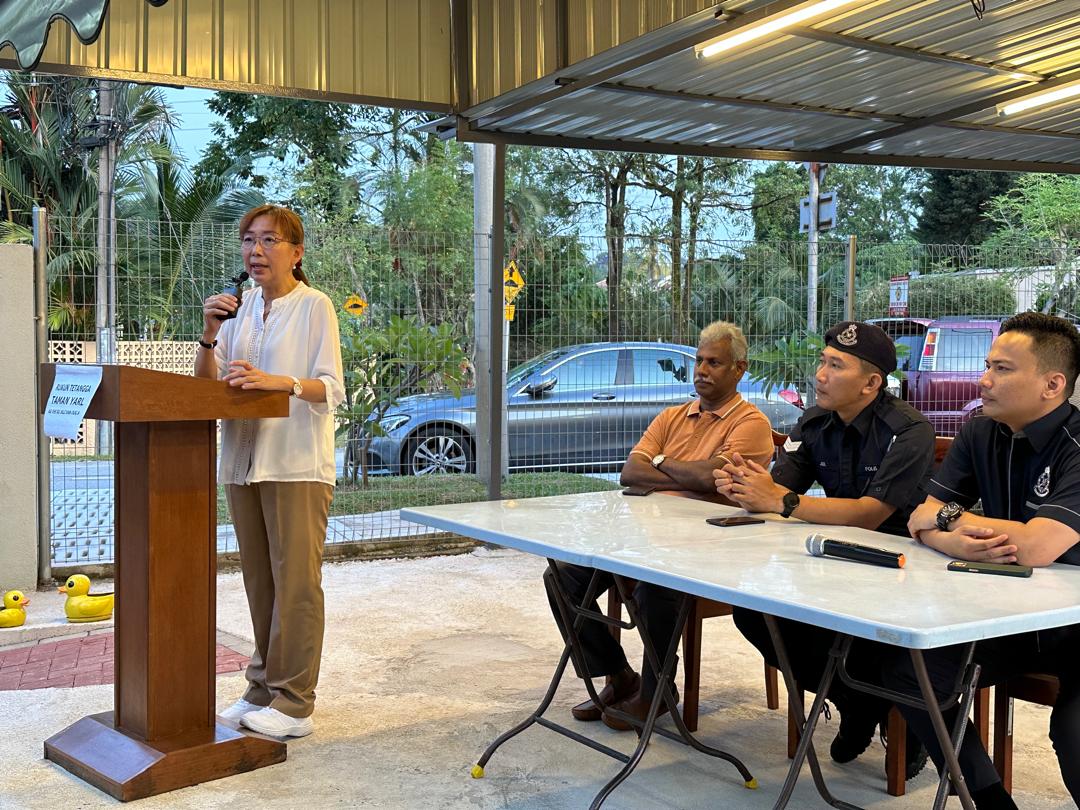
946;560;1033;577
622;486;654;496
706;516;765;527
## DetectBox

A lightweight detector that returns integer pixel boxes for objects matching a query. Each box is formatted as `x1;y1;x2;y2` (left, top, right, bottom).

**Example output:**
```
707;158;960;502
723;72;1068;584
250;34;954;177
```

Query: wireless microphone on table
805;533;906;569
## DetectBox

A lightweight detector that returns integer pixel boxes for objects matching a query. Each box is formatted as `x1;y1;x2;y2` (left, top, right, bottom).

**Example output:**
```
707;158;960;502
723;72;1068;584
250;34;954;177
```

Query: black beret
823;321;897;375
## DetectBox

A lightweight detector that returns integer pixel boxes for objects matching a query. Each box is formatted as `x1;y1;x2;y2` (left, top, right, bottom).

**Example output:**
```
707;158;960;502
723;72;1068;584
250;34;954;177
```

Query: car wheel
406;428;474;475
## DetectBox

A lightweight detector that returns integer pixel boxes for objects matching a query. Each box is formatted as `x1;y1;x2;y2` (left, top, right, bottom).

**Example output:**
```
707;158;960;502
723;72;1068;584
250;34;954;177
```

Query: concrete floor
0;548;1074;809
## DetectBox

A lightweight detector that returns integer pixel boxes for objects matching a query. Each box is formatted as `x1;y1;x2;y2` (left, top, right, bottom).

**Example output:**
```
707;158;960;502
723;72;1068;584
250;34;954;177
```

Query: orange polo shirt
629;395;774;502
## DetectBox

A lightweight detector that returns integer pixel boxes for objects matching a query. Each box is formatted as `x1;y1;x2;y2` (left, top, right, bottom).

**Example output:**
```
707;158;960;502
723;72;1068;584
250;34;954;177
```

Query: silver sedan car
366;341;803;475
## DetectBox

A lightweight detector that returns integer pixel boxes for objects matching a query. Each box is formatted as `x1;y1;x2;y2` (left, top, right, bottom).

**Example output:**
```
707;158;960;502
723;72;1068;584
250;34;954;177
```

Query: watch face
938;502;962;529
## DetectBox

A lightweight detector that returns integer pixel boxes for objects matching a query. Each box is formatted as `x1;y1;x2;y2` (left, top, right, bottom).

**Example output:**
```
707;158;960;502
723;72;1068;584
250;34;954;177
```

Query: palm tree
0;75;177;336
118;148;263;337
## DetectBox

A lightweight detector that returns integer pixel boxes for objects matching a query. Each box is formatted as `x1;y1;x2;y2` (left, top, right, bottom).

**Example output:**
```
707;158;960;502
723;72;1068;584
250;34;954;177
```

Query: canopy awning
439;1;1080;173
0;0;167;71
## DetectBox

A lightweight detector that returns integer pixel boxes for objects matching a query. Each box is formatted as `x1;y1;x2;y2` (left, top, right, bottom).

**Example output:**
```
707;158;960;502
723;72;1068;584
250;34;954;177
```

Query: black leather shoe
571;672;640;721
830;705;879;763
879;719;930;780
903;728;929;780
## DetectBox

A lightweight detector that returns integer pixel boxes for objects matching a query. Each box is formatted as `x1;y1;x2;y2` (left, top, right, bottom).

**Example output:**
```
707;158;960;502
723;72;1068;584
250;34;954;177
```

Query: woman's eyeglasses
241;235;296;251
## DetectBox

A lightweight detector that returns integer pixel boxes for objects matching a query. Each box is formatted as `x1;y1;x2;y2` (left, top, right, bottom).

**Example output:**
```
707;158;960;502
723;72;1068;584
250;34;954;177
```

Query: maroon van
911;317;1004;436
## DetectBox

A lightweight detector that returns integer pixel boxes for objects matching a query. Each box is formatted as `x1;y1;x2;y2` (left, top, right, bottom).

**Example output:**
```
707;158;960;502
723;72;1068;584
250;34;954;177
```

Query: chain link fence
42;215;1078;567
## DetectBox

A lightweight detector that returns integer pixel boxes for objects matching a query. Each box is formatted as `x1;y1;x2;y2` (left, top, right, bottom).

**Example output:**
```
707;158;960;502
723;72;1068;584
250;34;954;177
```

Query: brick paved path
0;633;250;690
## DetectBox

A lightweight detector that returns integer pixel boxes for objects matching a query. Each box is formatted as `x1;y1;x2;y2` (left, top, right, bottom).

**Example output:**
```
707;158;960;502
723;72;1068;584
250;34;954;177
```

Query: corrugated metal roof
0;0;453;112
451;0;1080;172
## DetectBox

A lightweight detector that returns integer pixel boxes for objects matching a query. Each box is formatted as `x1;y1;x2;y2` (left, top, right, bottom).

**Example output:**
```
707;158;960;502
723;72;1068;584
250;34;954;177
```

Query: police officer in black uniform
888;312;1080;810
714;320;934;778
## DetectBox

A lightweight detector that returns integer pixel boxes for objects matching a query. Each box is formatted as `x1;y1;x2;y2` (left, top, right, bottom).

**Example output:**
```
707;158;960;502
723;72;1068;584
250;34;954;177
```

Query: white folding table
403;490;1080;809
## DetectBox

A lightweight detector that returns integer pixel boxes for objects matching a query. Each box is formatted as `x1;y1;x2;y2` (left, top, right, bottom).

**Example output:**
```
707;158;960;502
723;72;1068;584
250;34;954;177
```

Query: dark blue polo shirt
772;392;935;537
927;402;1080;565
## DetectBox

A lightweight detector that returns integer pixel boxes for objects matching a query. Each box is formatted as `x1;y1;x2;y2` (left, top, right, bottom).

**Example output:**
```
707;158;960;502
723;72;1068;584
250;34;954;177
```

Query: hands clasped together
712;452;788;514
906;501;1017;564
223;359;295;393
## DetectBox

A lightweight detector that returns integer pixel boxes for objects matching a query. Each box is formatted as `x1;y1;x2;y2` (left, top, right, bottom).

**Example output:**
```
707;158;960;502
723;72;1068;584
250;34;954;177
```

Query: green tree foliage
195;93;362;190
749;332;824;397
631;155;746;343
983;173;1080;314
750;162;923;243
338;314;469;486
118;144;264;337
855;274;1017;321
549;150;637;340
750;162;803;241
915;169;1017;245
0;75;176;335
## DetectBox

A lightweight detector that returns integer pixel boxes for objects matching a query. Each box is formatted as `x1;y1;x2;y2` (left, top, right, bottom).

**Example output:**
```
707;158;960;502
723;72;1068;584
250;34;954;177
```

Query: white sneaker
240;706;314;738
219;698;262;722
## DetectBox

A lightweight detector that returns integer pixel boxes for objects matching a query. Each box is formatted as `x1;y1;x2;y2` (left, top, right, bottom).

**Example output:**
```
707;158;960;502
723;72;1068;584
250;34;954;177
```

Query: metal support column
33;206;51;584
845;235;857;321
95;79;118;455
472;142;508;499
806;163;820;334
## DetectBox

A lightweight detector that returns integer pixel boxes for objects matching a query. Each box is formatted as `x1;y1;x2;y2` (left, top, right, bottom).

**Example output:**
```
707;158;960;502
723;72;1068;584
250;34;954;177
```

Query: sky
163;87;217;163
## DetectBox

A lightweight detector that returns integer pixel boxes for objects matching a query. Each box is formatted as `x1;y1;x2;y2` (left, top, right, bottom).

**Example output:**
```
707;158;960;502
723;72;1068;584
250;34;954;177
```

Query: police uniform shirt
927;401;1080;565
772;392;935;537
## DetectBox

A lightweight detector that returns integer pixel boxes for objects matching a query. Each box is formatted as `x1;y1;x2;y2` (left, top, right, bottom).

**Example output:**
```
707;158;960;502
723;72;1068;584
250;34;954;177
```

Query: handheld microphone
805;533;906;569
217;271;249;320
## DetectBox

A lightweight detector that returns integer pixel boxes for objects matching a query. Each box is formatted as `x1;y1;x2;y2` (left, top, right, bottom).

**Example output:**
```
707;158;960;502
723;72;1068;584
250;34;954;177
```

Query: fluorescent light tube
998;80;1080;116
697;0;863;59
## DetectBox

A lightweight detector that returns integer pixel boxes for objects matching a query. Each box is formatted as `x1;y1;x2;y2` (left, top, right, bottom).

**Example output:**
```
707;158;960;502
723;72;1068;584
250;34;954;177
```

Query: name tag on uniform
783;438;802;452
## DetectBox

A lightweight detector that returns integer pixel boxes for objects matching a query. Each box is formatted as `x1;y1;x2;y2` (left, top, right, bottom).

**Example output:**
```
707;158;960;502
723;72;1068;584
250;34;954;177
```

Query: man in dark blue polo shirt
891;312;1080;810
715;320;935;778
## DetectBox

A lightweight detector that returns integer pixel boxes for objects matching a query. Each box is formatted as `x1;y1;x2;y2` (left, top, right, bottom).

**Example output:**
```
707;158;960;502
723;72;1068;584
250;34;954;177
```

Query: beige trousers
226;480;333;718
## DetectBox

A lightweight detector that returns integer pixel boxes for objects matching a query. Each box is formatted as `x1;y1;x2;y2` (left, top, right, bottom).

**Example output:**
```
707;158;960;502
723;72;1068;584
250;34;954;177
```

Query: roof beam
471;0;828;130
786;25;1047;82
455;120;1080;175
823;68;1080;154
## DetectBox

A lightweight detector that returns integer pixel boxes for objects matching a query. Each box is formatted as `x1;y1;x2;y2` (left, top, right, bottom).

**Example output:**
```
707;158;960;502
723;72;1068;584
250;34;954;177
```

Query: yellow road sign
503;261;525;303
504;303;516;321
343;294;368;317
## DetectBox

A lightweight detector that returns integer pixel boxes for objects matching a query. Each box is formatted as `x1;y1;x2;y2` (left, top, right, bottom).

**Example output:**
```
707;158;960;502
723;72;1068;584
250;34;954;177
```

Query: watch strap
198;338;217;350
780;491;800;518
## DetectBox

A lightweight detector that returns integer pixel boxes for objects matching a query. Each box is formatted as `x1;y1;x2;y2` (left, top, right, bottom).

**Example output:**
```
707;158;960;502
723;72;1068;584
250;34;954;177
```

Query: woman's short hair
698;321;748;363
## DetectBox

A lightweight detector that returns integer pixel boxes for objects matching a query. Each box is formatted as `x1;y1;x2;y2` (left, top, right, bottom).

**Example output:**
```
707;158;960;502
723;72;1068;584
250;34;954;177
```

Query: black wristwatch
198;338;218;350
780;491;800;519
935;501;964;532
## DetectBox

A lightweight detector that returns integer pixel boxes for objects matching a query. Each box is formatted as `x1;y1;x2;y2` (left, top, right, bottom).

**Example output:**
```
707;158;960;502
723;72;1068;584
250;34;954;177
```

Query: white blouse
214;283;345;486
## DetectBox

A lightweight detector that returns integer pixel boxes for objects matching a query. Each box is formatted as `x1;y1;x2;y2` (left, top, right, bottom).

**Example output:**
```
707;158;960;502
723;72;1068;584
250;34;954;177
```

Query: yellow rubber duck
0;590;30;628
58;575;114;623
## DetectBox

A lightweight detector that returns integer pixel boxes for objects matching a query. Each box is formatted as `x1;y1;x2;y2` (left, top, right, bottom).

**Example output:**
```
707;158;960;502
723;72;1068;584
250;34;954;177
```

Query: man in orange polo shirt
542;321;775;730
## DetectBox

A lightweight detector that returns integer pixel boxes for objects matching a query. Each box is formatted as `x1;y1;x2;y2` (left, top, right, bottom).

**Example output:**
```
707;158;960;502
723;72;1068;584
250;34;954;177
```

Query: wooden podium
39;364;290;800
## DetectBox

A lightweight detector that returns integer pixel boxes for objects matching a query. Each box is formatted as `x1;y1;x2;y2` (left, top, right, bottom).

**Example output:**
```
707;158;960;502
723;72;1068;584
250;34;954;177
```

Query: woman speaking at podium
195;204;344;739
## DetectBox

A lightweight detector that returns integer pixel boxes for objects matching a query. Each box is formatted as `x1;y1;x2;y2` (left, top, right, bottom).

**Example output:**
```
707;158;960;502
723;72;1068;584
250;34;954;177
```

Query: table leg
475;562;755;809
590;578;755;809
474;563;630;775
764;616;860;810
910;649;978;810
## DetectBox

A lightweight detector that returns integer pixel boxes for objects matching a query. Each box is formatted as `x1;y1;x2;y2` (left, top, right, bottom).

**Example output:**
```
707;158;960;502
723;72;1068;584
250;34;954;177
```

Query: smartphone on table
622;486;655;497
706;516;765;527
946;560;1033;578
